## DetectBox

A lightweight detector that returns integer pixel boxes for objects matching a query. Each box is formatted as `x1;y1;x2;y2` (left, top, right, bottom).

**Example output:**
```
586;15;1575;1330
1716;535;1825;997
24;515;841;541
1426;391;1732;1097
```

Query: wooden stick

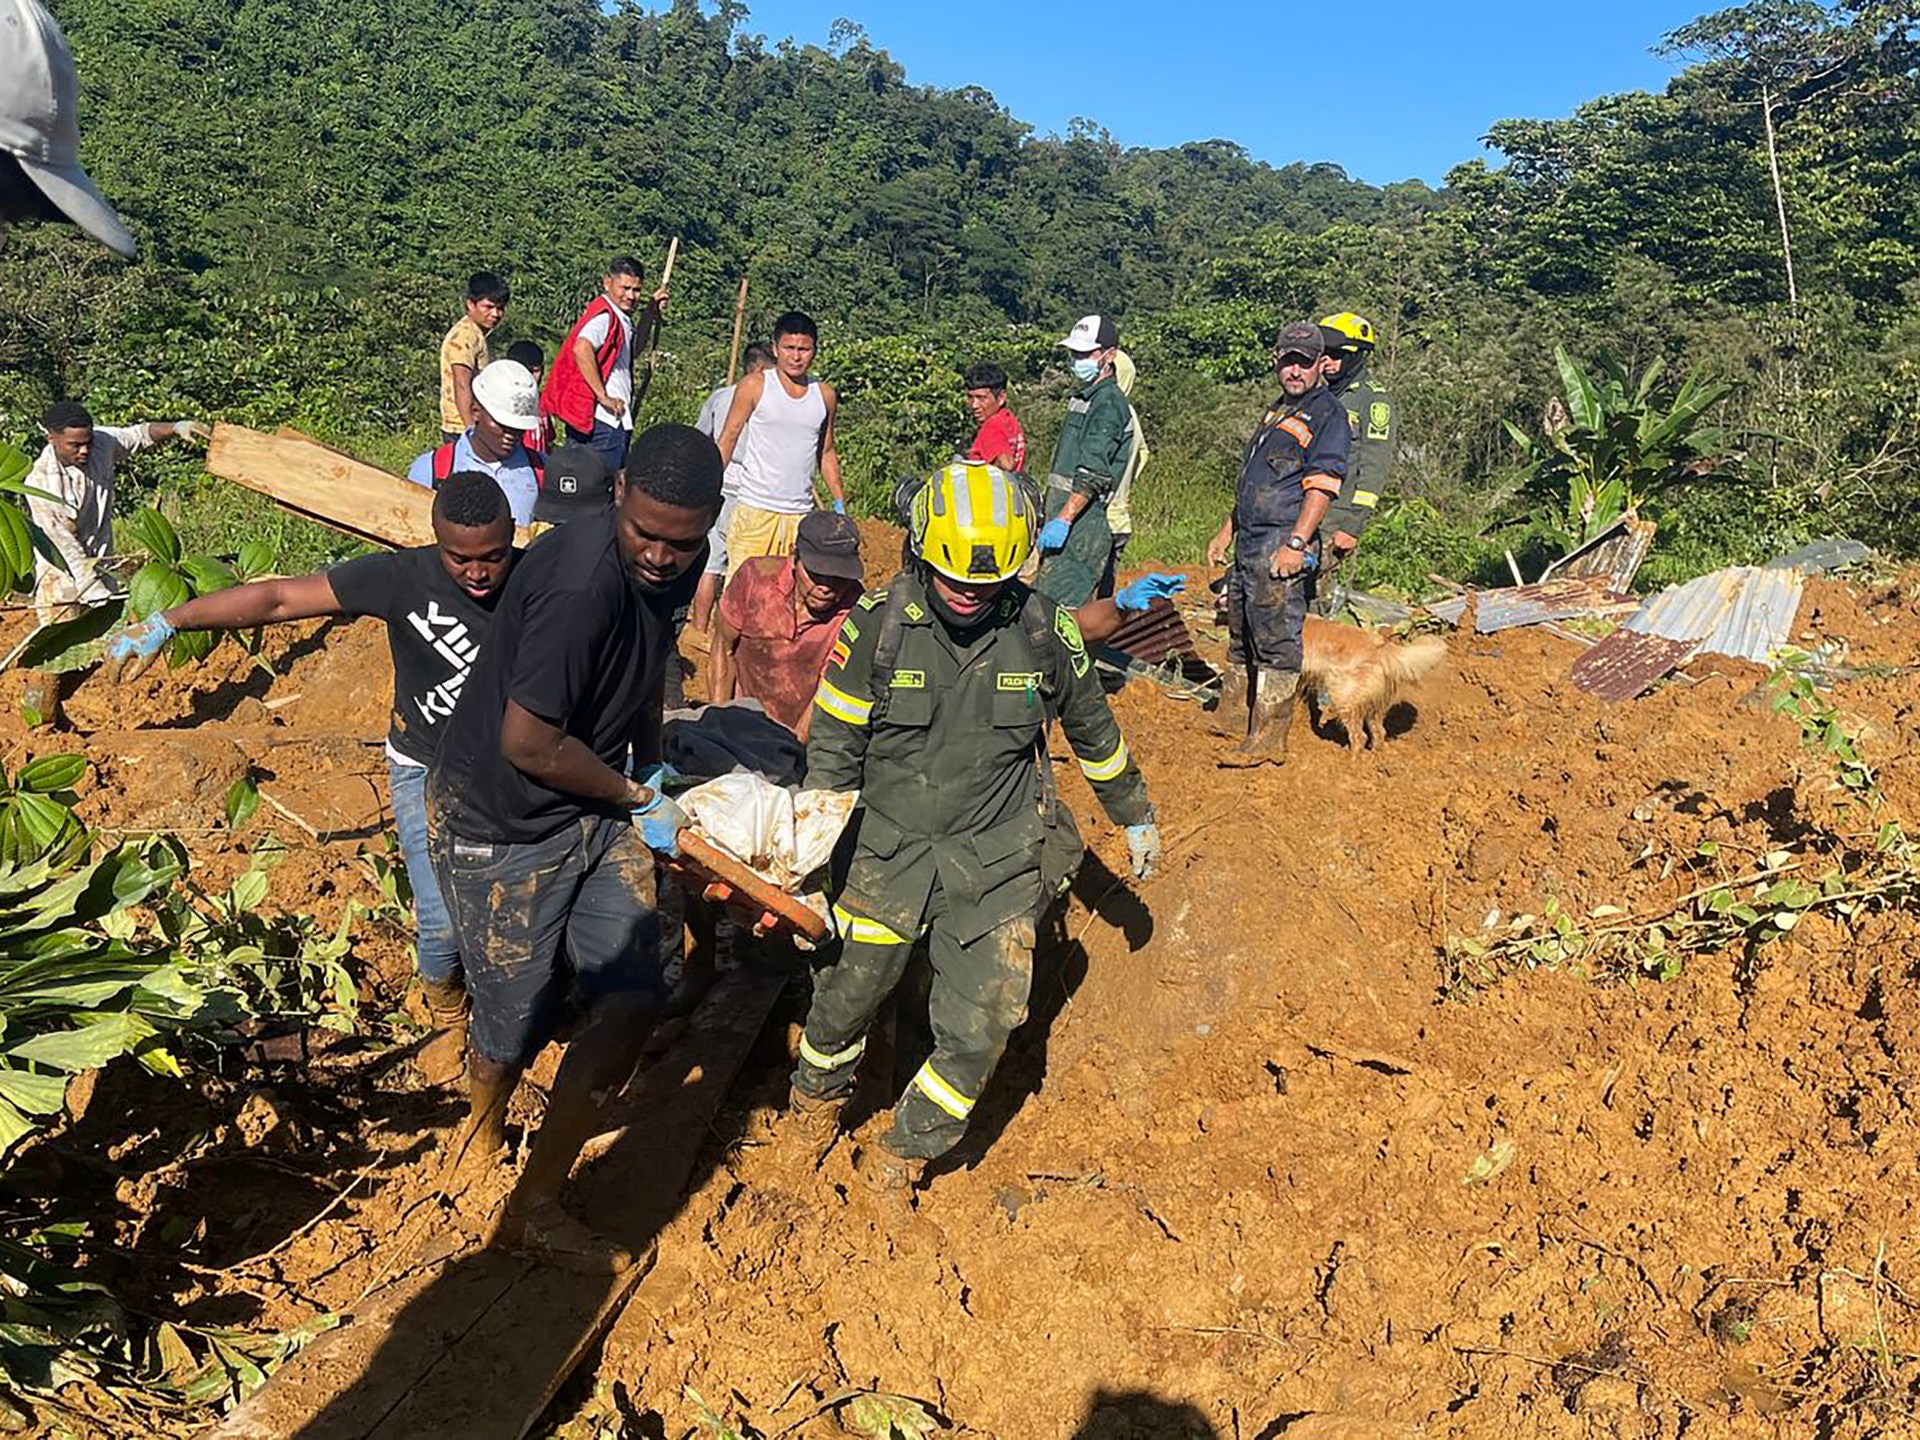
659;235;679;291
726;275;749;384
676;830;827;941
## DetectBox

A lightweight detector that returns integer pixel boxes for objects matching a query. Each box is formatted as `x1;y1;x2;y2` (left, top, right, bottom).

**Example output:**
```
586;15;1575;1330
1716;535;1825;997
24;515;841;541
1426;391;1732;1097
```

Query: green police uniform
1036;372;1135;609
1316;370;1395;616
797;568;1151;1159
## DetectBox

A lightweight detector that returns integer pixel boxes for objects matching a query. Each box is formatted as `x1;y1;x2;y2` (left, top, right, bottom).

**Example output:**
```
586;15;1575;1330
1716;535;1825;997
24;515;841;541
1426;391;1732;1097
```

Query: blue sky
727;1;1711;186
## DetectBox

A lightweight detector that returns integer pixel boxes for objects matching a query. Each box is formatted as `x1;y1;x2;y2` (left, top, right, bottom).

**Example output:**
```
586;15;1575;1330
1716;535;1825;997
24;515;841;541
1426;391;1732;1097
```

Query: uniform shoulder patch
855;588;886;612
1053;607;1085;653
903;601;926;622
1367;400;1393;441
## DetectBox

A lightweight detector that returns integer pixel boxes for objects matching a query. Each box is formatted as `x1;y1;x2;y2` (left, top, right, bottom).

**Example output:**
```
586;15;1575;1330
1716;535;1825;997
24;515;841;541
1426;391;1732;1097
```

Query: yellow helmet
1318;311;1377;350
912;461;1035;583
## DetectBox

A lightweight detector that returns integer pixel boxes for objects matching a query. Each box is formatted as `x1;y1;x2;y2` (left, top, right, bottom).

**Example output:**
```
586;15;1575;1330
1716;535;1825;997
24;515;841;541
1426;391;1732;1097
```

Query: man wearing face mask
0;0;138;259
1313;313;1395;616
427;424;720;1273
1033;315;1135;609
791;461;1160;1190
1206;321;1350;766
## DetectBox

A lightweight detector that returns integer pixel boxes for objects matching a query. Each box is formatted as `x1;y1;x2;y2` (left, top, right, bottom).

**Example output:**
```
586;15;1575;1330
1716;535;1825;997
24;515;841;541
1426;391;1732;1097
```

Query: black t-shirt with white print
327;546;514;766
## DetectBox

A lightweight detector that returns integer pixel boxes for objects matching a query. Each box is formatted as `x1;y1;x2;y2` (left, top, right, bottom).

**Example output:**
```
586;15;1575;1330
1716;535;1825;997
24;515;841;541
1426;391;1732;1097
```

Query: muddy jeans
795;880;1036;1161
388;759;460;985
431;812;663;1068
1226;554;1316;671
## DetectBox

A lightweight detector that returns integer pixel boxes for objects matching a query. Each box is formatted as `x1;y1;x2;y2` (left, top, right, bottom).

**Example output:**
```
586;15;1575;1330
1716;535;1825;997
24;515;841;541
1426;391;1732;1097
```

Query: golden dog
1300;616;1447;752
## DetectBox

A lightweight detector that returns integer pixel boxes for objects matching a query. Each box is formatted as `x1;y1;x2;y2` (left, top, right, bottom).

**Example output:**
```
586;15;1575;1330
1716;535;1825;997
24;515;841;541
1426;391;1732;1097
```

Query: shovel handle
676;830;828;941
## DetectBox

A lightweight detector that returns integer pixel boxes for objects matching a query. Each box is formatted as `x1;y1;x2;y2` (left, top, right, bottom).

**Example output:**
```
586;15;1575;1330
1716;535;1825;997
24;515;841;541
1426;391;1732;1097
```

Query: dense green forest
1;0;1916;588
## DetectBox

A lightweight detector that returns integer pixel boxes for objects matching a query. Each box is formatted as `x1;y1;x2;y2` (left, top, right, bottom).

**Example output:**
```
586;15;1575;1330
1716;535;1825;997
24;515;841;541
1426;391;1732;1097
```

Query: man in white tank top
715;311;845;581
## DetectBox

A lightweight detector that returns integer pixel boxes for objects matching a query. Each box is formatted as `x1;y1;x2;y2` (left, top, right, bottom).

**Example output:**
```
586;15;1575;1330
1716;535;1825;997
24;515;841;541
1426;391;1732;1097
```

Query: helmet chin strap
918;561;997;633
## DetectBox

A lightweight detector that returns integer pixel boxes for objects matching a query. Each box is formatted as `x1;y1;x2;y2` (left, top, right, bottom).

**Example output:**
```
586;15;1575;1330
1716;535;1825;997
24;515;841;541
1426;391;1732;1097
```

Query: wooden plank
211;966;787;1440
205;423;436;549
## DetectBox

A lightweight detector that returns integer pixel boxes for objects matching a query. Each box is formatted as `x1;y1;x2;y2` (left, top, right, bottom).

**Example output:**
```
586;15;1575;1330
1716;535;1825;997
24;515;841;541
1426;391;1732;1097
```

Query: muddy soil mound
9;568;1920;1438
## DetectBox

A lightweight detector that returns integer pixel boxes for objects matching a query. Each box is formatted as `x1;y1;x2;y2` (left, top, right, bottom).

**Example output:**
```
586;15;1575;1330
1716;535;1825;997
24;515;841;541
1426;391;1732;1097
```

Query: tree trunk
1762;85;1799;311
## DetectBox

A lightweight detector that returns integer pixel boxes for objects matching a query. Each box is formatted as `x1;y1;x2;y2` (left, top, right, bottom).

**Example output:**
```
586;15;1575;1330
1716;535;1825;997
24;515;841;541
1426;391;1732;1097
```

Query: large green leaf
127;561;189;622
9;1013;156;1072
0;506;34;594
12;603;122;673
0;443;28;491
120;509;181;566
15;755;86;795
179;555;236;597
0;1067;67;1117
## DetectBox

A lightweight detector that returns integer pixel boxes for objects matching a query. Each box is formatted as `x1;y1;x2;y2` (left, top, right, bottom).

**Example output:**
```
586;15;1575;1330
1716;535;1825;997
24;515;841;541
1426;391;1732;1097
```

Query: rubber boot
445;1054;516;1179
415;976;469;1086
1221;670;1298;768
1211;663;1251;739
788;1084;847;1164
852;1137;926;1196
497;996;656;1274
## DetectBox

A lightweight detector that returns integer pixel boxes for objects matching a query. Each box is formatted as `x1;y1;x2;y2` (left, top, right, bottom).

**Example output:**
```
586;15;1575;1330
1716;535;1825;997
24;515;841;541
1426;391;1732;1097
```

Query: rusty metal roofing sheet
1541;513;1658;590
1571;631;1703;701
1104;602;1196;665
1621;565;1804;663
1423;575;1642;633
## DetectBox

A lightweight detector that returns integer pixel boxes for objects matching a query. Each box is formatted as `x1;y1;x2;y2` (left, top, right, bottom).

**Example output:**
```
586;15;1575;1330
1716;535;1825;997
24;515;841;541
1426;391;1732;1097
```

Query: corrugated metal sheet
1423;576;1641;633
1105;603;1196;664
1621;566;1804;663
1763;537;1872;574
1541;514;1659;590
1571;631;1703;701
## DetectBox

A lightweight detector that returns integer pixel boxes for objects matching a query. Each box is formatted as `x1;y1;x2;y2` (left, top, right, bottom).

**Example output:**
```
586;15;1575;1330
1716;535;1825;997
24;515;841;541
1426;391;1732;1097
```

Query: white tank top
734;372;827;513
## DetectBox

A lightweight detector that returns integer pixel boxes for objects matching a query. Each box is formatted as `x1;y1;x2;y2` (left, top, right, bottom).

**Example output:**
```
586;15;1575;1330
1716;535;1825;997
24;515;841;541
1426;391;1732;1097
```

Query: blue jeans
566;420;630;477
388;759;460;984
430;813;663;1068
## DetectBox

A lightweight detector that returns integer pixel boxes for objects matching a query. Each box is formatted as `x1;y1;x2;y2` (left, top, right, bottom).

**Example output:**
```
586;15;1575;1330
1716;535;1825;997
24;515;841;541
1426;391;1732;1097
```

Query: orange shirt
719;556;854;733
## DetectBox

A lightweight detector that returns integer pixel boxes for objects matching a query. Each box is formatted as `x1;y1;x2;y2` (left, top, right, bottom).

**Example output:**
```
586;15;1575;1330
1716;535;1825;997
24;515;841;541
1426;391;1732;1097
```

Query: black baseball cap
533;445;612;524
1274;321;1326;364
796;509;864;582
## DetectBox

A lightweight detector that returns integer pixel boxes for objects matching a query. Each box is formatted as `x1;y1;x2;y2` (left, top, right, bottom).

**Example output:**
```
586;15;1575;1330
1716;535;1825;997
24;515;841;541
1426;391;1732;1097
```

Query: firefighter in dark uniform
793;461;1160;1186
1205;321;1350;766
1314;311;1396;617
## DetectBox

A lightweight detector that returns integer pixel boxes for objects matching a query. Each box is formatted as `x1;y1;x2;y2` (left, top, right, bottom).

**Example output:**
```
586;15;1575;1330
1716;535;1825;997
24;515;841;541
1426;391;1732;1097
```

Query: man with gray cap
407;359;544;526
0;0;136;257
1204;321;1349;766
1033;314;1135;610
711;509;864;740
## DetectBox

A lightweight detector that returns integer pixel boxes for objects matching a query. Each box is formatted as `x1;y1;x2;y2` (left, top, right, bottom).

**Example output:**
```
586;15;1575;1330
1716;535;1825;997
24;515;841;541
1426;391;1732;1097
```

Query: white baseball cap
0;0;136;258
1058;314;1118;353
471;359;542;430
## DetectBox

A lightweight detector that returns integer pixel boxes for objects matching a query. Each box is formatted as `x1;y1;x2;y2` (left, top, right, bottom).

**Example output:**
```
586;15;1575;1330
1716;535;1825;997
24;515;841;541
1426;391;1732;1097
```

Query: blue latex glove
630;764;689;856
1113;573;1187;612
1038;518;1071;554
1126;821;1161;880
104;614;176;683
831;497;847;515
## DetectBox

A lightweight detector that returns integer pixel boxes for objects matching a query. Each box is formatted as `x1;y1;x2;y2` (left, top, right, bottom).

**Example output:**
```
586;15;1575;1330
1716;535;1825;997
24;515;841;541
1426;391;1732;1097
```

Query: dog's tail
1380;634;1448;689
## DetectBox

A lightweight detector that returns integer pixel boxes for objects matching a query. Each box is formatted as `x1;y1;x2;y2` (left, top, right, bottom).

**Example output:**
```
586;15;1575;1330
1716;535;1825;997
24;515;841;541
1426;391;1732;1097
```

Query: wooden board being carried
205;424;438;550
209;966;786;1440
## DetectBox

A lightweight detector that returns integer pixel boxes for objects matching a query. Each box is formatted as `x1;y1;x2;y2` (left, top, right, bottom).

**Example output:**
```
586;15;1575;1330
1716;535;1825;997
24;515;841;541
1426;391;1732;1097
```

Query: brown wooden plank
210;966;786;1440
205;423;436;549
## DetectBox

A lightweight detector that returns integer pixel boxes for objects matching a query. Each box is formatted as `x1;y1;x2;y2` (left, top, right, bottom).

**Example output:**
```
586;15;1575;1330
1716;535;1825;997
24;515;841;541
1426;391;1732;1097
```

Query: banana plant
1506;347;1737;551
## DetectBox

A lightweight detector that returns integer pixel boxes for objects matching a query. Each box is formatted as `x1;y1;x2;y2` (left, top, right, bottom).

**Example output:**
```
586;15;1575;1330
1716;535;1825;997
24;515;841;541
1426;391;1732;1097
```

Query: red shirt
968;408;1027;473
719;556;855;734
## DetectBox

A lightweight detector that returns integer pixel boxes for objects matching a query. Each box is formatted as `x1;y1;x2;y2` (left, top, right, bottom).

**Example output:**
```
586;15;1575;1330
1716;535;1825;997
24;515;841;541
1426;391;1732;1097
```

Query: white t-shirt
578;305;635;430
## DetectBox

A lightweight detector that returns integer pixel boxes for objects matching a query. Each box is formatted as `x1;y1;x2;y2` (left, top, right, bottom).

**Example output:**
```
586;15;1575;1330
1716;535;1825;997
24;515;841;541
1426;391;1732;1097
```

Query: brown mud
9;567;1920;1438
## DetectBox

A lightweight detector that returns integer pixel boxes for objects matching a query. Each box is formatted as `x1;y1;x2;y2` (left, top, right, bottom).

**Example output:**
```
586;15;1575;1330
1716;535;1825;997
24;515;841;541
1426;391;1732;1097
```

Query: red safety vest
540;295;626;435
429;439;544;489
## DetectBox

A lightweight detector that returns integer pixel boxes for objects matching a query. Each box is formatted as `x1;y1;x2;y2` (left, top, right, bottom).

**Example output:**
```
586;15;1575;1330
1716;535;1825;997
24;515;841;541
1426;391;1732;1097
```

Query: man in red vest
540;256;667;478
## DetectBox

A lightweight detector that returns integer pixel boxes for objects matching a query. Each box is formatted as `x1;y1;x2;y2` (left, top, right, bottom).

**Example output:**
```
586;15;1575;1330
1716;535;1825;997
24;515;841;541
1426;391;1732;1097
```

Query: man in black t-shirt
105;473;518;1087
429;423;720;1274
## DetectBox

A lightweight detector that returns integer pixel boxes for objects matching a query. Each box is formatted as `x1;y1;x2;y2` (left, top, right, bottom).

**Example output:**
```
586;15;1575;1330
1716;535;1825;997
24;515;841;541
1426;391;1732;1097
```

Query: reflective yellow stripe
831;904;911;946
911;1062;974;1120
799;1033;866;1072
814;678;874;726
1078;738;1130;782
1353;490;1379;507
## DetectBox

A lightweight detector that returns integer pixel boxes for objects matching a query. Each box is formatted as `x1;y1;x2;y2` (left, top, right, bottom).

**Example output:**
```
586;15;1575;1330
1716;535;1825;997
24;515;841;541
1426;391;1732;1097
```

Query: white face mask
1070;356;1101;383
